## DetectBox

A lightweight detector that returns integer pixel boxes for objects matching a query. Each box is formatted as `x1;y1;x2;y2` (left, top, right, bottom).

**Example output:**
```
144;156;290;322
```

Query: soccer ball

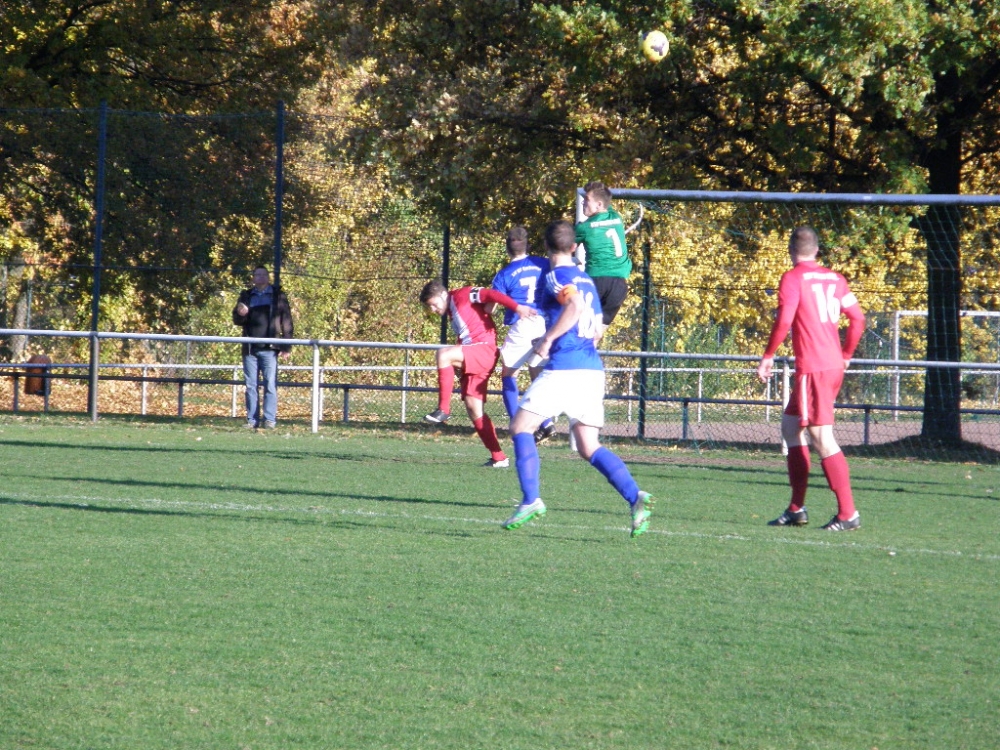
642;30;669;63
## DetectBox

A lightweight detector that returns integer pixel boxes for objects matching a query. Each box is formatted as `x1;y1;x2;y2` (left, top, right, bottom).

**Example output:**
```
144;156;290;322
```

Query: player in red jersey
757;227;866;531
420;280;537;467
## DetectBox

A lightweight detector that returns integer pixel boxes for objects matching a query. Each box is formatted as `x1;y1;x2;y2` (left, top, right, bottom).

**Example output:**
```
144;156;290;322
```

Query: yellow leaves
624;198;976;354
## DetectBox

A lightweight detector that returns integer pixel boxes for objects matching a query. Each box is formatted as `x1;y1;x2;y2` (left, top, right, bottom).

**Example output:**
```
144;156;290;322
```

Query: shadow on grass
10;413;1000;464
5;411;487;436
627;437;1000;465
0;436;493;469
6;473;676;524
3;473;506;512
610;455;989;496
0;497;429;535
0;496;519;540
847;435;1000;464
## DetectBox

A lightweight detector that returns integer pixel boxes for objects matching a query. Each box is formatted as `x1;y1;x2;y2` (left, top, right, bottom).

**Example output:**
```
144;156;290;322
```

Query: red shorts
784;368;844;427
459;343;499;402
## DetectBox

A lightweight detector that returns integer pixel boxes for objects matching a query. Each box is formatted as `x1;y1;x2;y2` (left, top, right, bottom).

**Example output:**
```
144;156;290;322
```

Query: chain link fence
3;106;1000;459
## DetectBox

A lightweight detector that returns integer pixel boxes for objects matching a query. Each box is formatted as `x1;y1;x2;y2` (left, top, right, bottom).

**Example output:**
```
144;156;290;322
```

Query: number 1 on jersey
605;228;624;258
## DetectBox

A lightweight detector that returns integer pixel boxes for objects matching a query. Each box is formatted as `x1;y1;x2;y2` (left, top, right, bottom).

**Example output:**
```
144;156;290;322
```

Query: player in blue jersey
488;226;556;442
501;220;655;538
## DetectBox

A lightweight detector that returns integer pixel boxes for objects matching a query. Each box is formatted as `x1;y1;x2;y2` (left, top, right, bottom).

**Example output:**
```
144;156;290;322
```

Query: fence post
89;101;108;423
892;310;900;420
637;237;652;440
765;375;772;422
780;359;791;455
273;100;285;286
311;342;320;433
627;370;633;423
440;218;451;345
402;334;411;423
697;370;703;423
232;366;240;417
87;333;100;422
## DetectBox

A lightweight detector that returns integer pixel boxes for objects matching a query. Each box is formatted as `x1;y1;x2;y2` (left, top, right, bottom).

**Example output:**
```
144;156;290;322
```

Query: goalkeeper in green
574;180;632;341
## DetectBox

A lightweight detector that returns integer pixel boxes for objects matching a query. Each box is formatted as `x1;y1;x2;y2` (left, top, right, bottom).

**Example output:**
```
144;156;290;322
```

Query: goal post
585;187;1000;446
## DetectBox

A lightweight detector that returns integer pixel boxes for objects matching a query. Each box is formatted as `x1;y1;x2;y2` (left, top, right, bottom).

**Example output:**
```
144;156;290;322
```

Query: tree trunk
917;89;963;445
10;272;30;360
0;262;8;359
5;254;29;361
918;204;963;444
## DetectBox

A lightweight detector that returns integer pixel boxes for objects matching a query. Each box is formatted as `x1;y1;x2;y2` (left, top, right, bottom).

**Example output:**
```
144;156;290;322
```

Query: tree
0;1;329;112
0;1;336;340
665;1;1000;444
333;0;1000;445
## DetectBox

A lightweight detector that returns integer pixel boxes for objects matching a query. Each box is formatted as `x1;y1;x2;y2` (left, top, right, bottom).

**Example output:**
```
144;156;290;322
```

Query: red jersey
763;261;865;373
448;286;519;345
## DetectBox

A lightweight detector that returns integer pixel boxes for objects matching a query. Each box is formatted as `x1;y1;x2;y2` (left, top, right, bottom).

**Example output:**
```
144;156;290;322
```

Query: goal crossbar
607;189;1000;207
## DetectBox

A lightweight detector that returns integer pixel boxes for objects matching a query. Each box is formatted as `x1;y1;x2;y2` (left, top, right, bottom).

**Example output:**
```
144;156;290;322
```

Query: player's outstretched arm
476;287;521;315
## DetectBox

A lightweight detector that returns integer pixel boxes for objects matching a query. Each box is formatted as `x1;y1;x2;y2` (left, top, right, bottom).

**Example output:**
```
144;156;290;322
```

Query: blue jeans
243;348;278;425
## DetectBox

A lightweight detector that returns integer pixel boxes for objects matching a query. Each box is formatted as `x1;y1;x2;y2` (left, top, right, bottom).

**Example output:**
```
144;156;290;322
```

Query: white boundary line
9;491;1000;562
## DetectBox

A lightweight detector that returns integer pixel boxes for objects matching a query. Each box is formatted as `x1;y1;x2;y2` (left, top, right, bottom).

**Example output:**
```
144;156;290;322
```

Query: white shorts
499;315;547;369
518;369;605;428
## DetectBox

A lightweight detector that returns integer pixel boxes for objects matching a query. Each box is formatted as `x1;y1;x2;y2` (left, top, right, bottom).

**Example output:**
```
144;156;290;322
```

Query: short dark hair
789;226;819;258
584;180;612;207
544;220;576;255
420;279;447;303
506;226;529;255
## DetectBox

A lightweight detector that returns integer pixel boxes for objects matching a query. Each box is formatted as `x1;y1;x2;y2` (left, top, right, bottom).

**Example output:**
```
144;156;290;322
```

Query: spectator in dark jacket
232;266;293;429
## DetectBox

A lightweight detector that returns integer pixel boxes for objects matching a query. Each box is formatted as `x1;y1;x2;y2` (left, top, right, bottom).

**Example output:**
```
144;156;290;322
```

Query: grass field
1;415;998;749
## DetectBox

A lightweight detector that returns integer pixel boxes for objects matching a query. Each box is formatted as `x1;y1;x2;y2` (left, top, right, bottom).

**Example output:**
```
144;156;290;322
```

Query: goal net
586;188;1000;461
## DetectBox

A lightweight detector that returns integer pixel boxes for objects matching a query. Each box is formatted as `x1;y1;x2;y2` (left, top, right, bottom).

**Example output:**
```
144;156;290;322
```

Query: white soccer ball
642;30;670;63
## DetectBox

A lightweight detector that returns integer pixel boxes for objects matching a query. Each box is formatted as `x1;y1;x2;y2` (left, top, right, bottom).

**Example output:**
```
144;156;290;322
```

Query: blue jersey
491;255;549;325
538;264;603;371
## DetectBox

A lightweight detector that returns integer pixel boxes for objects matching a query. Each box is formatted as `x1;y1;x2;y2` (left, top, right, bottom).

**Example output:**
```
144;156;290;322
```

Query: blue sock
513;432;540;505
501;376;519;420
540;417;553;429
589;446;639;505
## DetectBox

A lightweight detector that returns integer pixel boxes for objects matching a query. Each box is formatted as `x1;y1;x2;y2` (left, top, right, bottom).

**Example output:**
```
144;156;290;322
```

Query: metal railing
2;329;1000;444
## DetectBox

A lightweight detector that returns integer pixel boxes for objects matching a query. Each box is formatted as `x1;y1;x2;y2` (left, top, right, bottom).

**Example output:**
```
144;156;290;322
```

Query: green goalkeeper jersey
575;207;632;278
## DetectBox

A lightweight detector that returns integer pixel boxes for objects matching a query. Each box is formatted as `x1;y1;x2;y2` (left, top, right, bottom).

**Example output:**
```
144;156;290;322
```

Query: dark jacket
232;284;294;356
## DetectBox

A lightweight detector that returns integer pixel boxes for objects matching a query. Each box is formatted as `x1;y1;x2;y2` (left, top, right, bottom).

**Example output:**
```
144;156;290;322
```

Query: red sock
437;365;454;413
473;415;505;461
821;451;856;520
786;445;810;512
